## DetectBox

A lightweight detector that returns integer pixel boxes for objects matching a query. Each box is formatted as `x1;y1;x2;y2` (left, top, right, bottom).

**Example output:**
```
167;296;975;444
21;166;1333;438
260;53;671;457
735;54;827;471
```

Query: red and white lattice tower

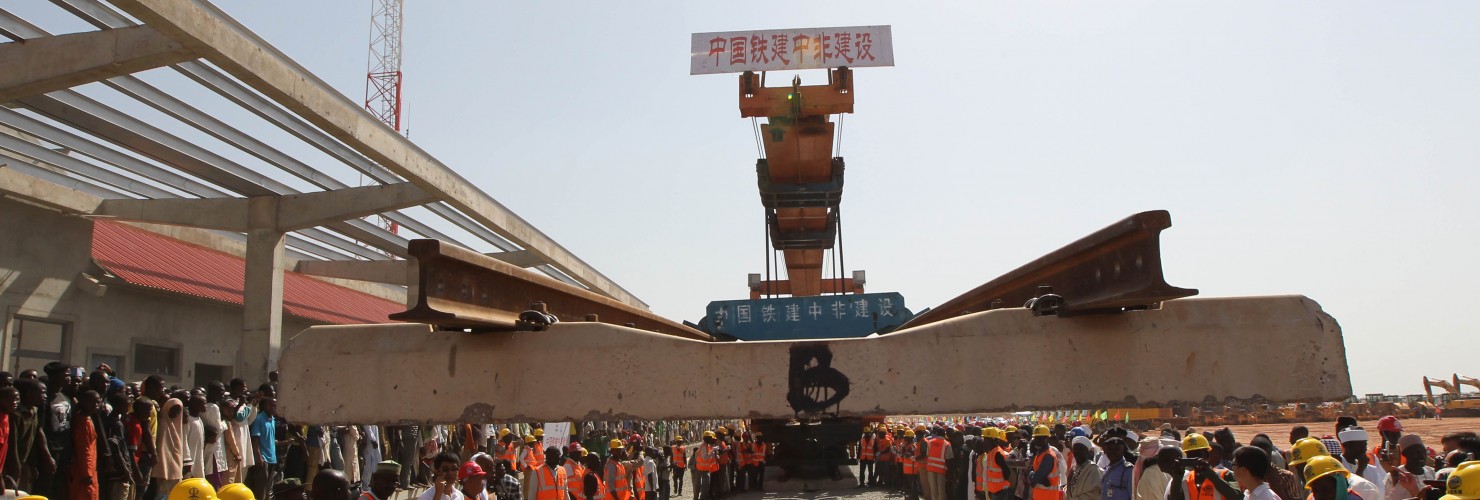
361;0;402;239
365;0;404;132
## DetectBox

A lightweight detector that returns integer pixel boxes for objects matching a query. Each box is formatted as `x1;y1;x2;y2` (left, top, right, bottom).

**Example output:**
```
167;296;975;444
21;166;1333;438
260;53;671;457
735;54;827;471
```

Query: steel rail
897;210;1198;330
391;239;711;341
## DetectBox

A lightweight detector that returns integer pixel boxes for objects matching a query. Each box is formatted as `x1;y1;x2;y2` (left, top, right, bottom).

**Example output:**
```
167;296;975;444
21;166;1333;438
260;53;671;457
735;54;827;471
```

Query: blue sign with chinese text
696;292;913;341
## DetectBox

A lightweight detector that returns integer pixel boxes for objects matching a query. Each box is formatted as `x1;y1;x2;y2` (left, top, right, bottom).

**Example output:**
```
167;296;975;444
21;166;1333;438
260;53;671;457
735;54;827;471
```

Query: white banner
690;25;894;75
542;422;571;452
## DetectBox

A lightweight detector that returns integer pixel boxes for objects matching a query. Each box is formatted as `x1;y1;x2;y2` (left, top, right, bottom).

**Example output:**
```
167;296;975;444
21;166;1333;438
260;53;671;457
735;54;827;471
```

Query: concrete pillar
240;197;284;386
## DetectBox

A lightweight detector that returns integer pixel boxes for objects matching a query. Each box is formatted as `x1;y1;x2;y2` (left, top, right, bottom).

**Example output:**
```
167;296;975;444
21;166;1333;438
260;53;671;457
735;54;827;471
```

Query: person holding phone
1163;435;1240;500
419;452;464;500
1384;435;1435;500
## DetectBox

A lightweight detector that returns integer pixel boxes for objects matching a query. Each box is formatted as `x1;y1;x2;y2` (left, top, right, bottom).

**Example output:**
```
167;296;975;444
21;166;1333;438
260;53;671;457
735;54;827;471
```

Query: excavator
1425;374;1480;417
276;25;1352;487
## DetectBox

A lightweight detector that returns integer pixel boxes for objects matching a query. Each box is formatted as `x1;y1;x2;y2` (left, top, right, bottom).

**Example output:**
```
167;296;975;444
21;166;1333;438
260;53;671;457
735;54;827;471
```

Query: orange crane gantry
740;68;862;298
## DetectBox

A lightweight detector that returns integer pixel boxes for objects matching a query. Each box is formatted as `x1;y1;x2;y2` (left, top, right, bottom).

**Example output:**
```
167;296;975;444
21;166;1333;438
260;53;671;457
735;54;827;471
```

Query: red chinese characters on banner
706;30;879;70
750;35;770;64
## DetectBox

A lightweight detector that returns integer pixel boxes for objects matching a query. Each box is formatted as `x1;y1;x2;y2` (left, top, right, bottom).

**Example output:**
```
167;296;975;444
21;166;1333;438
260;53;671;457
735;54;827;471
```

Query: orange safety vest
878;436;895;463
861;436;876;461
1032;448;1064;500
501;444;520;471
532;464;569;500
736;441;752;467
750;443;767;464
695;444;720;473
926;437;949;474
605;461;631;500
633;462;648;493
984;448;1009;493
901;443;919;475
580;472;606;500
1184;469;1234;500
671;446;687;468
565;461;587;499
523;446;544;470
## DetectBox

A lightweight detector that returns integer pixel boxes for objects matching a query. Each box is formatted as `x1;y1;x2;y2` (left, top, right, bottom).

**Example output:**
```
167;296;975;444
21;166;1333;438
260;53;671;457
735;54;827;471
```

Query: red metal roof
91;220;403;325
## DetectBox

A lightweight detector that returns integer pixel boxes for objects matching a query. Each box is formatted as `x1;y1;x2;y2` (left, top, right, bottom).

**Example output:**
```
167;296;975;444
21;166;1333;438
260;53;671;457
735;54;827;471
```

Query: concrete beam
241;225;285;385
276;182;434;231
278;295;1352;424
486;250;543;268
96;182;433;232
294;259;410;286
0;164;103;213
0;25;195;103
97;196;248;230
107;0;646;308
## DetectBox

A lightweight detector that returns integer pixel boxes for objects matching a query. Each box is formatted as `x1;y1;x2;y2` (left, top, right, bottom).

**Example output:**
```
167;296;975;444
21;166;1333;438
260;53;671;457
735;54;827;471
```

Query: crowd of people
8;361;1478;500
851;417;1480;500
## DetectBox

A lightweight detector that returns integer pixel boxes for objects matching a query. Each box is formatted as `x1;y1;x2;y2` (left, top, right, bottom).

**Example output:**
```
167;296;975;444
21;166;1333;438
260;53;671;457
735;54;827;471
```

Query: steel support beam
279;295;1350;424
107;0;644;307
0;25;194;103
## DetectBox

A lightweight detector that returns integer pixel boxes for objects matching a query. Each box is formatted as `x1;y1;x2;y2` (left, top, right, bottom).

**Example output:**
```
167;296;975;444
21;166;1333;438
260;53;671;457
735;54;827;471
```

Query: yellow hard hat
1005;426;1018;433
717;427;729;435
983;428;1003;441
19;496;46;500
524;435;537;443
1442;461;1480;500
1032;425;1050;438
499;428;511;438
218;483;256;500
534;428;545;437
170;478;218;500
1302;455;1350;488
1289;437;1329;466
702;431;716;439
581;449;590;457
609;438;625;449
904;430;916;438
1181;434;1211;452
915;424;928;432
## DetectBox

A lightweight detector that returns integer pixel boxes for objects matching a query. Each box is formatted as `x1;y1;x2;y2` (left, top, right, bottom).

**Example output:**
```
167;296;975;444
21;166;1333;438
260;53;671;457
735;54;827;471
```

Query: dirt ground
1209;417;1480;449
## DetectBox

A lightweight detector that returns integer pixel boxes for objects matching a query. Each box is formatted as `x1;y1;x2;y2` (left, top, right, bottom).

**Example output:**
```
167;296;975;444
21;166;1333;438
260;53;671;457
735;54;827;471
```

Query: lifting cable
751;117;765;159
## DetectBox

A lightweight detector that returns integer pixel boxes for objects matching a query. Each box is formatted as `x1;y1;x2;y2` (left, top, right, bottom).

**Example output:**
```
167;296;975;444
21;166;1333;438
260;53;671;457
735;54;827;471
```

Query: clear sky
13;1;1480;396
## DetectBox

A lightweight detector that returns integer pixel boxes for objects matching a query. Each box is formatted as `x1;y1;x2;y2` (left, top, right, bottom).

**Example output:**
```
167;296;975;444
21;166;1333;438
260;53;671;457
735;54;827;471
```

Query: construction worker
605;439;636;500
860;425;878;487
900;430;920;500
878;426;897;489
565;446;588;500
981;428;1012;500
1027;426;1062;500
924;427;954;500
669;437;687;497
732;432;750;493
692;432;720;500
1164;434;1239;500
746;433;766;491
498;433;522;473
1304;456;1368;500
525;447;568;500
578;453;605;500
713;428;731;499
520;436;544;472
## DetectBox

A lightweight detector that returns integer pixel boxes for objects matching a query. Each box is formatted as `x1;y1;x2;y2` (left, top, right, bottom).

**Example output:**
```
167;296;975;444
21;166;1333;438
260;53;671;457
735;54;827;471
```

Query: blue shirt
251;412;277;464
1101;459;1133;500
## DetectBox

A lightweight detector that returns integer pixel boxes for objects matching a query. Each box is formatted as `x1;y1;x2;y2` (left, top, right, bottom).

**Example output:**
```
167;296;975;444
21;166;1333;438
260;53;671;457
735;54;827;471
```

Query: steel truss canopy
0;0;646;308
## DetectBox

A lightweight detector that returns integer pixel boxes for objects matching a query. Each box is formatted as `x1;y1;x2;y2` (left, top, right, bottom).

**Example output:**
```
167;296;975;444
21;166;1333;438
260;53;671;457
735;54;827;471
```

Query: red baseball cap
459;461;486;481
